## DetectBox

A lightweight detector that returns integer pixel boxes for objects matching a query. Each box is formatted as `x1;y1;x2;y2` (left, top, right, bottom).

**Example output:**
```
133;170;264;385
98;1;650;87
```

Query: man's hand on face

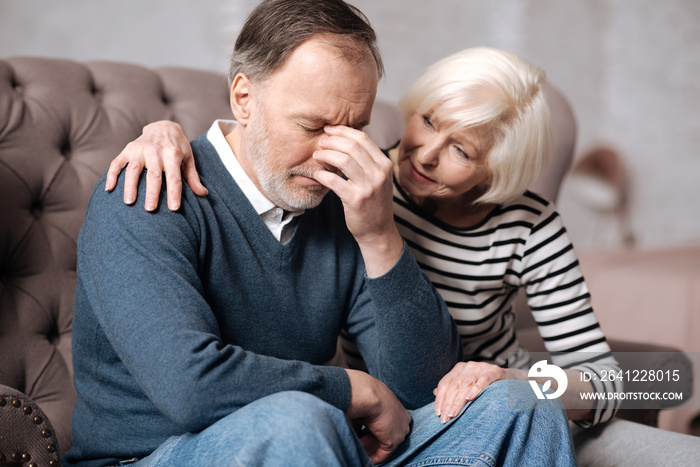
344;369;411;464
313;125;404;278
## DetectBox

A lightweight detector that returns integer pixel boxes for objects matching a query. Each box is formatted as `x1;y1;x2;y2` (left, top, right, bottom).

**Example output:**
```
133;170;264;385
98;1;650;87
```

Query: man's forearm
359;243;463;408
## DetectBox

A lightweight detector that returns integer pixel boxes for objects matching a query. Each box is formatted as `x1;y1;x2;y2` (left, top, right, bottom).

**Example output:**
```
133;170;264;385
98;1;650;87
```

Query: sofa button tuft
42;428;51;438
11;398;21;408
30;201;43;219
0;397;5;407
23;405;33;415
11;78;22;95
61;142;71;158
22;452;31;462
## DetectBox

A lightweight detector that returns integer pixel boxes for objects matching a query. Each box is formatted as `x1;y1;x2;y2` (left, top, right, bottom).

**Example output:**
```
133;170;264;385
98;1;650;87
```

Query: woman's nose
416;143;440;167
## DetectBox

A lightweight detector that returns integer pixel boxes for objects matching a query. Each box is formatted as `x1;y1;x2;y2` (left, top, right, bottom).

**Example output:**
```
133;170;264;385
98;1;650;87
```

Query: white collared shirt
206;120;303;244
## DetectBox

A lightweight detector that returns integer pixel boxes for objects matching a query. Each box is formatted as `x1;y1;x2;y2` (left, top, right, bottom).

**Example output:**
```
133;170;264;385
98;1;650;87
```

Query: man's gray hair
228;0;384;87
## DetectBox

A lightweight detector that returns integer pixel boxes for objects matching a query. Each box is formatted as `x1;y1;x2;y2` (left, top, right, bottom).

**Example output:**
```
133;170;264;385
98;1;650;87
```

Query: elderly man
66;1;575;466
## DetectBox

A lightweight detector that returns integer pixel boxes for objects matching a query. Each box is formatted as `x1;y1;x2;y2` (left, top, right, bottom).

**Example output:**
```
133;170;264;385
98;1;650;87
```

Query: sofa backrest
0;57;231;452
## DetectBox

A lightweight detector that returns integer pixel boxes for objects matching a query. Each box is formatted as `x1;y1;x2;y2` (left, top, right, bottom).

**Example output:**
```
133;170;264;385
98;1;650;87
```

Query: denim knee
217;392;367;466
259;391;348;432
234;391;367;466
392;381;574;467
504;379;567;412
138;392;368;467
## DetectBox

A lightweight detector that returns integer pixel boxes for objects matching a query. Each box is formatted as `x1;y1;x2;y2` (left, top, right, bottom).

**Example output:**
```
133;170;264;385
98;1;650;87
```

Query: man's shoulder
190;134;220;171
190;133;214;154
82;167;202;246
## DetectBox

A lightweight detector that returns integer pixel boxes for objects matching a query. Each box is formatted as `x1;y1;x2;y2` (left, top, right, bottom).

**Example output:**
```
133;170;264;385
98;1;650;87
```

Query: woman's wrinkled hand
433;361;507;423
105;121;207;211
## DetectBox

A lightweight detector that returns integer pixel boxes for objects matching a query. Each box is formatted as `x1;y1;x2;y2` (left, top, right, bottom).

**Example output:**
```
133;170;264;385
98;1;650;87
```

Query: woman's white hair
398;47;552;205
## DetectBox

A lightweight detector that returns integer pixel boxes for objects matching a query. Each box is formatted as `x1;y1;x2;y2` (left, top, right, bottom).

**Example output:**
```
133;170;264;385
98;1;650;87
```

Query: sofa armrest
0;384;62;466
609;343;694;426
516;327;694;426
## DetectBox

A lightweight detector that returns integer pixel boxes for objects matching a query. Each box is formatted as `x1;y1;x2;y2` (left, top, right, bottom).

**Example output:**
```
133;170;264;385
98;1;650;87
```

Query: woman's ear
230;73;253;125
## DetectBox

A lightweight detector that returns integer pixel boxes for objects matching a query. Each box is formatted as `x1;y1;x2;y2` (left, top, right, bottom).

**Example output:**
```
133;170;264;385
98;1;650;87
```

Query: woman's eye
455;146;469;159
304;127;324;134
422;115;434;129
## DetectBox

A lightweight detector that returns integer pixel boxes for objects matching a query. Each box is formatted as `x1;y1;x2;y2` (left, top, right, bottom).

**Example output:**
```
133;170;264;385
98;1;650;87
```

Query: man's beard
244;107;329;212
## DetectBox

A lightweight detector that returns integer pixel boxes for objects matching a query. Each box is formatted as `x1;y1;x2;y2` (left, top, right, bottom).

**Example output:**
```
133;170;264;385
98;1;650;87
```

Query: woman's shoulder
485;191;564;236
501;191;559;217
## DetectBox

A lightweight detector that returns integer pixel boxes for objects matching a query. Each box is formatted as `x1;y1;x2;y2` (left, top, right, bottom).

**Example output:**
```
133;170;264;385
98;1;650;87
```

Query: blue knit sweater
65;135;461;466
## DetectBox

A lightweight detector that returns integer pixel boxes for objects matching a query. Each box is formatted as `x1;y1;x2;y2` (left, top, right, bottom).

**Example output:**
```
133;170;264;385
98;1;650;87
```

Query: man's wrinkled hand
345;369;411;464
313;126;403;278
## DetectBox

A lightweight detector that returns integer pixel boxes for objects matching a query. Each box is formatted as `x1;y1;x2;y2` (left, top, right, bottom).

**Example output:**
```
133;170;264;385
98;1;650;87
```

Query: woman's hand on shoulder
433;361;507;423
105;121;207;212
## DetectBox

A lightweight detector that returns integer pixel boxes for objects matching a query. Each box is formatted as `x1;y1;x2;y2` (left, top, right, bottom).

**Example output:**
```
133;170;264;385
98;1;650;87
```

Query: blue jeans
131;380;575;466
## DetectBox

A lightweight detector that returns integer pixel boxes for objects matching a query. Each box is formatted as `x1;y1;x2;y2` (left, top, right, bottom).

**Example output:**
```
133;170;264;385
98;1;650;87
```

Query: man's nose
311;140;339;174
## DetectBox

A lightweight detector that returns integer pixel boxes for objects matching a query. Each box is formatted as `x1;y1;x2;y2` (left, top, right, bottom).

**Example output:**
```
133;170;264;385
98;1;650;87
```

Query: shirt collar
206;120;304;244
206;120;277;216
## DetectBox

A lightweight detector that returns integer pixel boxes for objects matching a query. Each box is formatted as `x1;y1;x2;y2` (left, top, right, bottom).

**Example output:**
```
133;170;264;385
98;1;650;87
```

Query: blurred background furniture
578;246;700;435
0;57;693;463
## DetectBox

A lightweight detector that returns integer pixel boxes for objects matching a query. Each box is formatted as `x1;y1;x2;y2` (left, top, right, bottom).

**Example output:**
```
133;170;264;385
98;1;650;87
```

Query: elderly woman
106;47;699;463
344;47;619;427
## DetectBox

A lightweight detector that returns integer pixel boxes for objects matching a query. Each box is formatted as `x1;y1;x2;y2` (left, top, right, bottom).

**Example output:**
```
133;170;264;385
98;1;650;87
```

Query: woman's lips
410;163;435;184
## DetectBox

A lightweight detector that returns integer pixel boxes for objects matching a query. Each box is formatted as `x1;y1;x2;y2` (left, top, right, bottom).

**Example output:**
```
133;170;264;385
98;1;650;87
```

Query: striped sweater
345;178;621;426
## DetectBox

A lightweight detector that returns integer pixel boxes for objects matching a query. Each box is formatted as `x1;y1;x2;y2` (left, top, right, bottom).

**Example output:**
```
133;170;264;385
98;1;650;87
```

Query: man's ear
230;73;253;125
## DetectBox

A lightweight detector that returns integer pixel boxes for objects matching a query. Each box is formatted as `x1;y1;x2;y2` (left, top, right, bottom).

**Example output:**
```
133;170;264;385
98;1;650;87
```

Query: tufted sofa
0;57;692;465
0;57;231;465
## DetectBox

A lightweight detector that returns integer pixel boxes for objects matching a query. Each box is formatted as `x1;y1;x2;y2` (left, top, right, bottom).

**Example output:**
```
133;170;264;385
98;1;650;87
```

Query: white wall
2;0;698;251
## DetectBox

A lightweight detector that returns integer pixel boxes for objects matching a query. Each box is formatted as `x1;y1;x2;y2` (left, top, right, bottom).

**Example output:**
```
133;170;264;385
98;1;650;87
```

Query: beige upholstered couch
0;57;691;464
